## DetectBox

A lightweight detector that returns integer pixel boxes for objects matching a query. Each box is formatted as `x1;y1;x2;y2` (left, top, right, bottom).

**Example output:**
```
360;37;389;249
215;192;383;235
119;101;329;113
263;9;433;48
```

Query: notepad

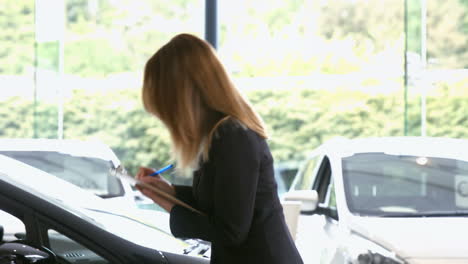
109;166;205;216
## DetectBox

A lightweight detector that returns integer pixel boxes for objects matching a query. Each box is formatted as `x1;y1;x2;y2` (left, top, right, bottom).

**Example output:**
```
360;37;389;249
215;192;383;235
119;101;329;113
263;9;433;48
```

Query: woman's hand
136;166;176;195
135;166;176;212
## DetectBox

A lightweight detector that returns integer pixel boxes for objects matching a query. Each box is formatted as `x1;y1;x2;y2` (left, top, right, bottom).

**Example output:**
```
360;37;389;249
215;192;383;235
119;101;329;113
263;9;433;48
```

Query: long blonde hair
142;33;266;173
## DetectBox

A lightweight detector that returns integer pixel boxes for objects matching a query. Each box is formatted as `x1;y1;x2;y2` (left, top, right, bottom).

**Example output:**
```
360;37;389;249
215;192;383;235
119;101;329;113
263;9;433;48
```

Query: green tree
427;0;468;68
317;0;404;53
0;0;34;74
2;86;468;178
64;0;199;77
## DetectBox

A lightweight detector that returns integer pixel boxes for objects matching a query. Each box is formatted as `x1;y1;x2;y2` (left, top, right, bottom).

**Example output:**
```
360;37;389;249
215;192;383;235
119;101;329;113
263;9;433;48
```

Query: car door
295;155;344;264
0;195;119;264
313;156;343;264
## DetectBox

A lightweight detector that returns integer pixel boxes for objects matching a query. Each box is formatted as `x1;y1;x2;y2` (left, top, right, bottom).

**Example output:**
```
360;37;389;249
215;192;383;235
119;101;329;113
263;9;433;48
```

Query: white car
0;138;144;209
285;137;468;264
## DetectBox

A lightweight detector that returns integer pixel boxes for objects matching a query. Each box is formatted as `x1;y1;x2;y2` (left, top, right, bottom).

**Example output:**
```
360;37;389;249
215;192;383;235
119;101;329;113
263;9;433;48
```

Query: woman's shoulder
212;116;253;139
206;116;271;164
207;116;264;152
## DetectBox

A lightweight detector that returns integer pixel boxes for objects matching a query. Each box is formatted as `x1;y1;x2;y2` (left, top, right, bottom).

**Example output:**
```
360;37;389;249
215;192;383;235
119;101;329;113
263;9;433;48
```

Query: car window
326;180;337;209
0;210;58;262
0;210;26;242
291;155;322;191
0;151;124;198
279;167;299;190
314;157;332;203
47;229;110;264
315;161;339;220
342;153;468;216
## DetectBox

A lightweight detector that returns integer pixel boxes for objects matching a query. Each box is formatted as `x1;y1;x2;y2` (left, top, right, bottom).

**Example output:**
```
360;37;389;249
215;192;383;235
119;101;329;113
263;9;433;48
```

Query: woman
136;33;303;264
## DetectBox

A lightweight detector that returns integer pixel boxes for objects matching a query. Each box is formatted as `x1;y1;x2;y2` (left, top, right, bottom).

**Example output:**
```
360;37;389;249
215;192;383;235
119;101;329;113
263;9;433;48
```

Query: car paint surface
347;216;468;259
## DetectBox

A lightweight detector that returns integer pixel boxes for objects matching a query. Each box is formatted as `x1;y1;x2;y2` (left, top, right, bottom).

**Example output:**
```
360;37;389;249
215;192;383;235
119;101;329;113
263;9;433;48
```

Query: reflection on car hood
0;155;187;253
0;154;111;209
0;154;133;220
348;216;468;259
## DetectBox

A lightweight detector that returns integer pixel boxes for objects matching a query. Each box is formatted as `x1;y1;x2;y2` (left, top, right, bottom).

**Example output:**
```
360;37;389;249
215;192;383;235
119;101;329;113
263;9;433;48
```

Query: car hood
0;155;182;251
103;197;171;234
348;216;468;260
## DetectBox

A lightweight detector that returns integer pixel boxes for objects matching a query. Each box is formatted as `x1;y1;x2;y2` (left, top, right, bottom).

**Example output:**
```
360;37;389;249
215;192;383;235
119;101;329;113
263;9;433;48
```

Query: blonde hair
142;33;266;173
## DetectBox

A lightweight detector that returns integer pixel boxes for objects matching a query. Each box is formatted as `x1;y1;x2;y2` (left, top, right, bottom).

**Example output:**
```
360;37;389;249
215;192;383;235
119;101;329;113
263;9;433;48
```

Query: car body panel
348;216;468;259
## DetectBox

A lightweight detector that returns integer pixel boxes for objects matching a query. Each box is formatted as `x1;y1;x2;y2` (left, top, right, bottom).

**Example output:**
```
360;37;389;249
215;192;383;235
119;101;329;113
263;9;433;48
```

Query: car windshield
342;153;468;216
0;151;123;198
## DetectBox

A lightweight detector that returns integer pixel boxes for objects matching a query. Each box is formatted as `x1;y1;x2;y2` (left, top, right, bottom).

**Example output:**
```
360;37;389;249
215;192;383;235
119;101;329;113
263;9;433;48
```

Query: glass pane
0;0;36;138
1;0;205;178
327;181;336;209
219;0;405;165
60;0;204;175
292;156;321;191
0;210;26;242
342;153;468;216
424;0;468;138
426;0;468;70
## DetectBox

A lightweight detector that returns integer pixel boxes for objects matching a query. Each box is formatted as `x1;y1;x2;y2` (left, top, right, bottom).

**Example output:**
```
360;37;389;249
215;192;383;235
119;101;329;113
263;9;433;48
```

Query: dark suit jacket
169;119;303;264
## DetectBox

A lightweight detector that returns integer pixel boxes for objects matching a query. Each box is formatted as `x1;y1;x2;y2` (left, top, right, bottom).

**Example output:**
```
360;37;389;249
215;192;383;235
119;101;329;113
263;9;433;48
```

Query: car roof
0;138;120;165
310;136;468;161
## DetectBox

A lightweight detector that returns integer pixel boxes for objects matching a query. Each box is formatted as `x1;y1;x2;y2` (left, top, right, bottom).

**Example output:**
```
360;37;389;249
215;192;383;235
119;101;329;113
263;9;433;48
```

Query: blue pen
149;164;174;176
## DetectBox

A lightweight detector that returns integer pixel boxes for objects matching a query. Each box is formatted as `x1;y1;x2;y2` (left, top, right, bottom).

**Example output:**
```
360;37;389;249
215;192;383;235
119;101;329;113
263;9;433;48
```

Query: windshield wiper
379;210;468;217
182;239;211;257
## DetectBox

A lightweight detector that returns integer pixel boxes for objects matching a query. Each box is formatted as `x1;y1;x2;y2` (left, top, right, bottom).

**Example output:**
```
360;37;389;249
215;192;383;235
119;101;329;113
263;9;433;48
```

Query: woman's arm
170;122;261;245
172;185;196;207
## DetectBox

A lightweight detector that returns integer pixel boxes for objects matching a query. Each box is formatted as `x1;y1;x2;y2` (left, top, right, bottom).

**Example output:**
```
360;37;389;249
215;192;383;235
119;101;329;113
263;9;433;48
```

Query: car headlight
346;233;406;264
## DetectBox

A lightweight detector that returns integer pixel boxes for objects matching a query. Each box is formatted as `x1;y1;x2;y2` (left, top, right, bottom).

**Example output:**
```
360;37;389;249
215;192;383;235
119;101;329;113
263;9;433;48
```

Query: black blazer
169;119;303;264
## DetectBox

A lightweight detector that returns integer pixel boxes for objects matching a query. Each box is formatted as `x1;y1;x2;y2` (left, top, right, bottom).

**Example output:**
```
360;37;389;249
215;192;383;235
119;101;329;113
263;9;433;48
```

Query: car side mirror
283;190;319;212
315;204;339;220
0;241;57;264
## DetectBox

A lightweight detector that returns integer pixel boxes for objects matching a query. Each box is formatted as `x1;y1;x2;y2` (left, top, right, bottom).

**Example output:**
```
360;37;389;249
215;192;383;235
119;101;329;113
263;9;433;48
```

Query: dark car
0;154;209;264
